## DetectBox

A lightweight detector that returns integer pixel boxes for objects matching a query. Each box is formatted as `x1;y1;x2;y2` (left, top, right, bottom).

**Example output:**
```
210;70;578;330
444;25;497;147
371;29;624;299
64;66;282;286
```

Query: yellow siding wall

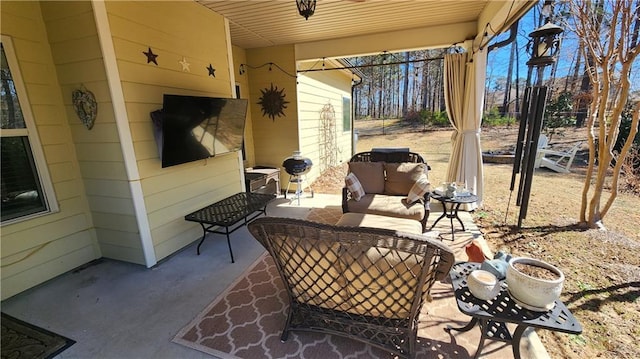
232;45;255;167
0;1;100;300
296;69;354;181
39;1;144;264
104;1;244;261
246;45;298;185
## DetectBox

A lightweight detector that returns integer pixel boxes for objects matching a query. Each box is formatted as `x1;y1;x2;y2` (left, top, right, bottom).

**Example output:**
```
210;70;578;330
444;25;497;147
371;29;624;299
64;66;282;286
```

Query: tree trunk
501;42;516;116
569;50;582;94
402;52;410;117
574;60;593;128
421;60;429;110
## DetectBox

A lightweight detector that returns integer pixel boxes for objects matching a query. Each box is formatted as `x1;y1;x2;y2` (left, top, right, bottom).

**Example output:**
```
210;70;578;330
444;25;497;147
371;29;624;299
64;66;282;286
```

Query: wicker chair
247;217;454;359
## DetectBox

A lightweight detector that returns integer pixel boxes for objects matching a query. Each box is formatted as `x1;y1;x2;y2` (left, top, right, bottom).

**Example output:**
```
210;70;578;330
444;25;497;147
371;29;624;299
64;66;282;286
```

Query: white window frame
1;35;58;225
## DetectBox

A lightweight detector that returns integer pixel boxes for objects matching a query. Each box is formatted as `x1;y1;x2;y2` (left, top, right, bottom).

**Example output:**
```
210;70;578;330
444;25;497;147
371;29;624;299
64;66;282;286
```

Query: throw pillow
345;173;365;201
385;162;427;195
348;162;385;194
406;174;431;204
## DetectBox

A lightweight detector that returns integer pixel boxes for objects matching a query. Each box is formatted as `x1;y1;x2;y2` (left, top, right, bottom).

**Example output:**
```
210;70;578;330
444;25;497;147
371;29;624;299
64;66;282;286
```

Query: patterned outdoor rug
303;206;343;225
1;313;75;359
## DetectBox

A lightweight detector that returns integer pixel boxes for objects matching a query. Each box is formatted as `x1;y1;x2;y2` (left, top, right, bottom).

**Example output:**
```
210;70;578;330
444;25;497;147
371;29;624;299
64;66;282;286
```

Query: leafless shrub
620;146;640;195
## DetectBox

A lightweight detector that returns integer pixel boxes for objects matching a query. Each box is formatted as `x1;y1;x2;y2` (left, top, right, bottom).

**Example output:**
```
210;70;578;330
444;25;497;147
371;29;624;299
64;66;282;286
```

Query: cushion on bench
345;194;425;222
336;212;422;235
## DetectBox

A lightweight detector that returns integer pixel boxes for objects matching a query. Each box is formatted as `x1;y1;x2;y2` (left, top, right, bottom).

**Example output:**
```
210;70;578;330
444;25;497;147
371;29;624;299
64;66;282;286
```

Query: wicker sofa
342;151;432;231
247;217;454;359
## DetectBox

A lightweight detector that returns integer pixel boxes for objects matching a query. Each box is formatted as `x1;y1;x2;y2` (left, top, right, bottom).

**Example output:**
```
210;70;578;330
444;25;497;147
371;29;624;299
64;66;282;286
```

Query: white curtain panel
444;48;487;208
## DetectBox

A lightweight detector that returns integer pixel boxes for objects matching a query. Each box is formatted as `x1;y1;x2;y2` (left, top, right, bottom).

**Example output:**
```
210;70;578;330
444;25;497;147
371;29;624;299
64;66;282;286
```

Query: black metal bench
184;192;275;262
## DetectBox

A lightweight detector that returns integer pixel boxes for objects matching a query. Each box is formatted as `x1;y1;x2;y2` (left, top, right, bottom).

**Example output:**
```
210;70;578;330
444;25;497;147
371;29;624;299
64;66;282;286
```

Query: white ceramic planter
467;270;501;300
506;257;565;311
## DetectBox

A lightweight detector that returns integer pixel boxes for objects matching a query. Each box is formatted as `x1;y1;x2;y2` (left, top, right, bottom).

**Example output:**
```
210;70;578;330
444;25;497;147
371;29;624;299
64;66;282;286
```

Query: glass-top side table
429;193;478;240
446;262;582;359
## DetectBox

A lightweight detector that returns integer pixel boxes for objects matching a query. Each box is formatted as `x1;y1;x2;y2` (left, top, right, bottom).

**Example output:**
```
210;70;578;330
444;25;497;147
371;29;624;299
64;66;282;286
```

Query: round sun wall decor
258;83;289;121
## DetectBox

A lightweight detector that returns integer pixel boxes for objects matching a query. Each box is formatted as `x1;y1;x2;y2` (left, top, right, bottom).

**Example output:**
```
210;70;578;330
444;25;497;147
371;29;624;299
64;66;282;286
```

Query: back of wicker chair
247;217;454;359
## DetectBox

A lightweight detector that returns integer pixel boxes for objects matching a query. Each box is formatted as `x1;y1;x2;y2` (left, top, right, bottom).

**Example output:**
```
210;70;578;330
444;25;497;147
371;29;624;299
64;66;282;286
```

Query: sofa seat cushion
336;213;422;235
346;194;425;222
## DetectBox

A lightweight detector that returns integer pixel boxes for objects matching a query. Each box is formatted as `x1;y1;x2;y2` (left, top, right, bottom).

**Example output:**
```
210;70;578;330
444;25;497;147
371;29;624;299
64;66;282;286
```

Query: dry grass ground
311;119;640;359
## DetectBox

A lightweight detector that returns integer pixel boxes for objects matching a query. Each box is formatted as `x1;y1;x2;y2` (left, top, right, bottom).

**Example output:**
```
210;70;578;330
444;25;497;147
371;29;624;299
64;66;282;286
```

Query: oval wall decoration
72;87;98;130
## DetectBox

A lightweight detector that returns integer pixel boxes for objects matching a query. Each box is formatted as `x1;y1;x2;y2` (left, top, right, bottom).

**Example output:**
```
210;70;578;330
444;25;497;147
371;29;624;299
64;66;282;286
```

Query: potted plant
506;257;565;311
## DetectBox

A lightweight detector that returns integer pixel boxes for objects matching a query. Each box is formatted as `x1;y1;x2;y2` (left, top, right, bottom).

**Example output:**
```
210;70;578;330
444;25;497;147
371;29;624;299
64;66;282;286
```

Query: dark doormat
1;313;75;359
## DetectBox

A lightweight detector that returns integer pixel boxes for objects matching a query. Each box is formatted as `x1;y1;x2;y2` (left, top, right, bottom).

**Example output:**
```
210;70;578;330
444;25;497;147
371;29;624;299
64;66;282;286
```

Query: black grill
282;152;313;175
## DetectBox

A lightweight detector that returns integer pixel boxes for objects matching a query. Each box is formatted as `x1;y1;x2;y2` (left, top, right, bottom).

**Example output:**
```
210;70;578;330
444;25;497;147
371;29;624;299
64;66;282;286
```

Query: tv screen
153;95;248;168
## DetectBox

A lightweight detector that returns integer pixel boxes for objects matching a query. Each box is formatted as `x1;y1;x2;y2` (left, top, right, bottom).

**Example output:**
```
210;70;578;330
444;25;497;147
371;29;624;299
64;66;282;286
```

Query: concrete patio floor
1;193;549;358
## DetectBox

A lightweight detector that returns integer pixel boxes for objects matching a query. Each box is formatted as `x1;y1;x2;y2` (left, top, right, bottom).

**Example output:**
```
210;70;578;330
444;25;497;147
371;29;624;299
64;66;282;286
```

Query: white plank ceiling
196;0;524;51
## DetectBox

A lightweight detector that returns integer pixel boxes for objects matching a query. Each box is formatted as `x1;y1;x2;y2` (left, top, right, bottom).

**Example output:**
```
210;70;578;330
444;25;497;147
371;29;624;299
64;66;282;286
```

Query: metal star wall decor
257;83;289;121
207;64;216;77
143;47;158;65
179;57;191;72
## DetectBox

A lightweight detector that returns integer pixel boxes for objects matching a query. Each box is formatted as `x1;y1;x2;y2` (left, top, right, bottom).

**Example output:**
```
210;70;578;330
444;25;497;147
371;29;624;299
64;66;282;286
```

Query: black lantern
526;21;564;67
296;0;316;20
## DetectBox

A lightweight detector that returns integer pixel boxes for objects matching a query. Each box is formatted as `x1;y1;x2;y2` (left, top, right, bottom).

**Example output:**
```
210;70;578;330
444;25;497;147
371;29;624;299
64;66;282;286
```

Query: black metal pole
518;86;548;228
517;87;540;206
510;87;532;191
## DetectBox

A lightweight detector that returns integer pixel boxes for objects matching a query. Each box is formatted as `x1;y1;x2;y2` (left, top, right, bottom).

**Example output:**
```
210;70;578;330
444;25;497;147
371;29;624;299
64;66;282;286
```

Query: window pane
1;43;26;130
1;134;47;222
342;97;351;131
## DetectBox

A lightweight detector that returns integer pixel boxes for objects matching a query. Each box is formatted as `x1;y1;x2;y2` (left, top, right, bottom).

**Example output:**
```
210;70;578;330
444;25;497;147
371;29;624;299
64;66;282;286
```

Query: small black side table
446;262;582;359
429;193;478;240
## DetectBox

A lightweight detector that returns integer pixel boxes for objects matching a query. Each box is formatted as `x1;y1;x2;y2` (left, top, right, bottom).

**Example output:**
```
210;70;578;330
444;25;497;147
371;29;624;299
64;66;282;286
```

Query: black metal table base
446;317;528;359
195;206;267;262
429;193;477;240
430;201;466;240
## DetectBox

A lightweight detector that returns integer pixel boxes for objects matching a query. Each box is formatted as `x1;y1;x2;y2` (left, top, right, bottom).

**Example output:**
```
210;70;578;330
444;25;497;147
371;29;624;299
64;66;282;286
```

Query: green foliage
400;108;457;128
482;107;515;127
421;110;450;127
576;280;594;292
543;91;576;138
569;334;588;346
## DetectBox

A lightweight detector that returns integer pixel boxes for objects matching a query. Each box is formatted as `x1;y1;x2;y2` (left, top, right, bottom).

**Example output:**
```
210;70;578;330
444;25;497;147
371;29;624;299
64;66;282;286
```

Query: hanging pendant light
296;0;316;20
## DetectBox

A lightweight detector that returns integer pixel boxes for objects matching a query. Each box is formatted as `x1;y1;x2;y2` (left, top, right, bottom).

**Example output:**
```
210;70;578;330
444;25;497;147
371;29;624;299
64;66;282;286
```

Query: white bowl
506;257;565;311
467;270;501;300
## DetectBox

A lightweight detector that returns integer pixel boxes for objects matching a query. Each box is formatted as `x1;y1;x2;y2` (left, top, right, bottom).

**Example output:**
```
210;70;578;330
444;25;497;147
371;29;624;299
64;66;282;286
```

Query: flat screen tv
151;95;248;168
